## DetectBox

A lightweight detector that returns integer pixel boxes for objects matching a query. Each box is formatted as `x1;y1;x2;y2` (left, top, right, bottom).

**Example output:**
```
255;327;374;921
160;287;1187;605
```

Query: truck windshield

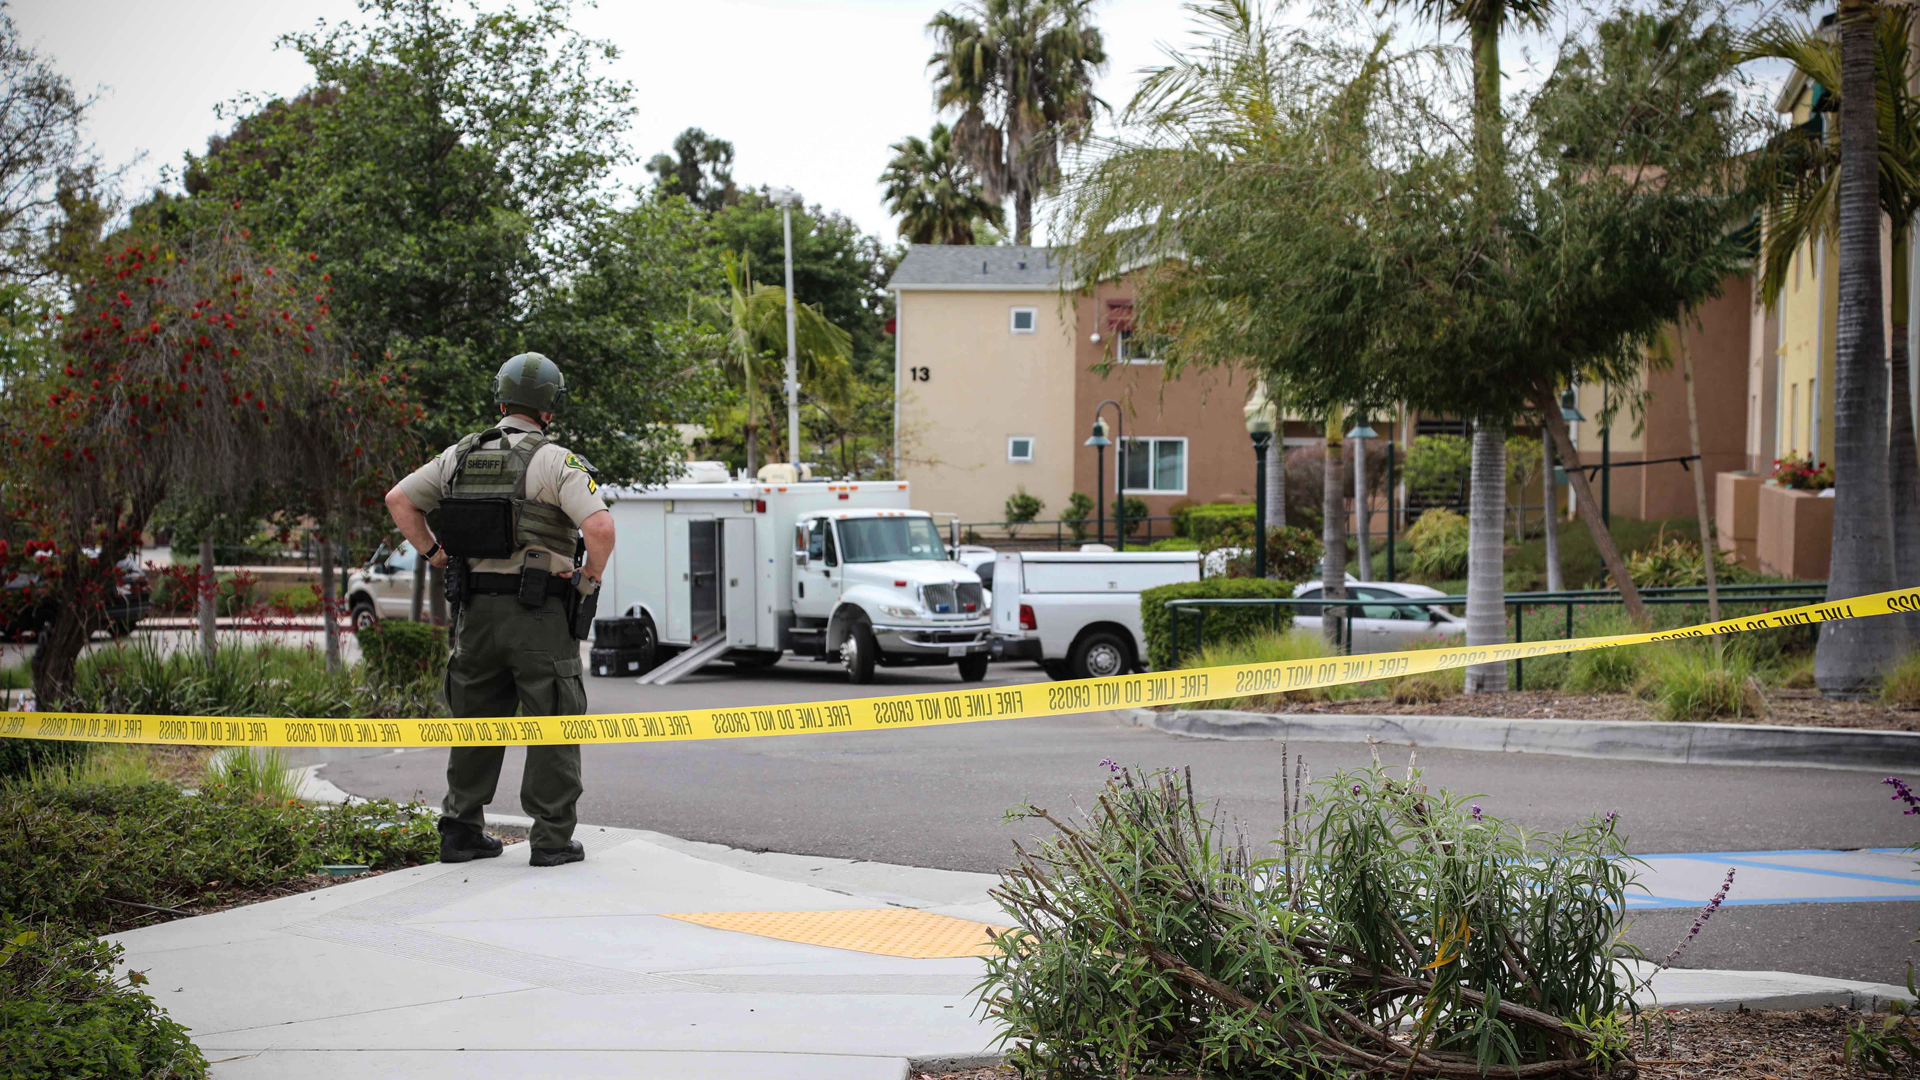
837;517;946;563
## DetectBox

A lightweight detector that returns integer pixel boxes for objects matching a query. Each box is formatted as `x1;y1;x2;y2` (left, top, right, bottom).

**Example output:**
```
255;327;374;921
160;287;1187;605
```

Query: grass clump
1881;650;1920;708
1177;630;1352;707
0;917;206;1079
1635;645;1756;722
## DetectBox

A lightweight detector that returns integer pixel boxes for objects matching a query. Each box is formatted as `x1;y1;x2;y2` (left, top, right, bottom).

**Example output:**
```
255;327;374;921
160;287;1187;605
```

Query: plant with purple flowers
1887;776;1920;816
1099;757;1121;774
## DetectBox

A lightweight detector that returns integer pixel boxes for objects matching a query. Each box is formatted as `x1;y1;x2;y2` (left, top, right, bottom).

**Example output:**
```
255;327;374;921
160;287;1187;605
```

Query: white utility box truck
990;550;1202;680
600;467;991;685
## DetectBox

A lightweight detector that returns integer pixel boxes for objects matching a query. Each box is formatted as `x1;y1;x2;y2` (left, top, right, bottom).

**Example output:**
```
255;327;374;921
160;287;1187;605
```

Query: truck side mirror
793;550;809;566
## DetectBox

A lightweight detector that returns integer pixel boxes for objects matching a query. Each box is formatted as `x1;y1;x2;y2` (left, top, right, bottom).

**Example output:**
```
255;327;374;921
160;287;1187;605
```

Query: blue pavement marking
1626;848;1920;910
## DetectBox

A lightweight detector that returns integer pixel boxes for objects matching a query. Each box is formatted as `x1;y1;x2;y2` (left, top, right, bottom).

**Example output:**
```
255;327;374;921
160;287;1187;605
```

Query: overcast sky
18;0;1795;246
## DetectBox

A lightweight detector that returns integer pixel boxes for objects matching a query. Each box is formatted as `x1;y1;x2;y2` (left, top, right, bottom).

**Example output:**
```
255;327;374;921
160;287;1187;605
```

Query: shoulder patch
563;452;600;493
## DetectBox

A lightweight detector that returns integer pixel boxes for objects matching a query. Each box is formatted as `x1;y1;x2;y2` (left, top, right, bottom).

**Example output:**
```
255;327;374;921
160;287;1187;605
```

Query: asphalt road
312;655;1919;984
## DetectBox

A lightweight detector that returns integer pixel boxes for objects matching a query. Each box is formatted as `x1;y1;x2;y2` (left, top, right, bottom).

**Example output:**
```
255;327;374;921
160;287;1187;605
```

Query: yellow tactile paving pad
659;909;1004;959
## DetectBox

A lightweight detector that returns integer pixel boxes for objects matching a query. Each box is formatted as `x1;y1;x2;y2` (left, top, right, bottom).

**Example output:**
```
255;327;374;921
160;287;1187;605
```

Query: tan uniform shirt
397;414;608;574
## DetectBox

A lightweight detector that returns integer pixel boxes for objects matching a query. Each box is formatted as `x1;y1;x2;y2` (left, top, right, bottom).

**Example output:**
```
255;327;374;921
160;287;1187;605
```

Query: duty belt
469;572;574;599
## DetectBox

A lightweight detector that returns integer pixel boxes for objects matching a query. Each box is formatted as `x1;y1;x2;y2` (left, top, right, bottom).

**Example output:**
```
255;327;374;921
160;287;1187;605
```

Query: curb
1129;708;1920;771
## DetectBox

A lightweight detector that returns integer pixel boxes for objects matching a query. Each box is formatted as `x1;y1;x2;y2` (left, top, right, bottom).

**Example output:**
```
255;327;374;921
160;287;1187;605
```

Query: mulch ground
1235;689;1920;731
98;825;527;934
914;1007;1911;1079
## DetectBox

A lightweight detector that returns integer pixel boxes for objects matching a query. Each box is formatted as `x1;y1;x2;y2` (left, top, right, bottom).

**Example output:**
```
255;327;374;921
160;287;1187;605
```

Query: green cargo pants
441;591;586;852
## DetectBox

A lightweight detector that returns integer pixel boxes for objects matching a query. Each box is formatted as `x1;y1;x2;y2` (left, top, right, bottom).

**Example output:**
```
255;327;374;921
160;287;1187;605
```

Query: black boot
437;818;503;864
529;839;584;867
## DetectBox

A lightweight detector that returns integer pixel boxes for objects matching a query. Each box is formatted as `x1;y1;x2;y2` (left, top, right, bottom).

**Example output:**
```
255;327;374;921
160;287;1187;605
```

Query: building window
1116;328;1164;364
1120;437;1187;494
1007;436;1034;463
1009;307;1037;334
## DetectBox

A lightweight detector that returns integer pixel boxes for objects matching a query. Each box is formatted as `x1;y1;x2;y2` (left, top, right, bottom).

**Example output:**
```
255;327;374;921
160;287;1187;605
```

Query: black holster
443;556;471;608
568;585;598;641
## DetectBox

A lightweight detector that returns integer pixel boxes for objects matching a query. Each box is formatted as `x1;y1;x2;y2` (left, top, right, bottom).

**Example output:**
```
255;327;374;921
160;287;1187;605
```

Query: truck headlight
879;604;920;619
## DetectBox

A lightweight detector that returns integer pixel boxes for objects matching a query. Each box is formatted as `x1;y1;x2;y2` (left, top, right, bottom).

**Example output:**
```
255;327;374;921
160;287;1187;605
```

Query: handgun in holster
565;537;596;640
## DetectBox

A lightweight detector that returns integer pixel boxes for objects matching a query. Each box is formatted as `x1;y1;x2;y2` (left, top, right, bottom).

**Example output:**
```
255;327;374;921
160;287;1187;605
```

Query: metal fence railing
953;516;1183;551
1166;582;1831;689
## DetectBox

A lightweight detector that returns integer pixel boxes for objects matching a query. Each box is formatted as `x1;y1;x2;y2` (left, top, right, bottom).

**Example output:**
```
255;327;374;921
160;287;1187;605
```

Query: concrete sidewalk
111;825;1914;1080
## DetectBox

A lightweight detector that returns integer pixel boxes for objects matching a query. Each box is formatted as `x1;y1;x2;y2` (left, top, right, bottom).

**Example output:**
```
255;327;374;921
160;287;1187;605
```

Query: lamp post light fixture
1244;387;1276;579
1087;400;1124;549
768;186;804;468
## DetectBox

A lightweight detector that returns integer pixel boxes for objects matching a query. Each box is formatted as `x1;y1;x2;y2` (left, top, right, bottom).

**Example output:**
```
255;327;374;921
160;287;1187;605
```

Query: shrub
1111;495;1150;536
265;584;322;615
0;738;88;783
1145;537;1200;551
1405;507;1469;581
0;775;439;933
1405;432;1471;500
1166;499;1198;536
1140;578;1294;670
1003;487;1044;536
355;619;448;691
1181;501;1255;545
1617;536;1744;589
1637;646;1755;722
1770;452;1832;490
984;766;1639;1079
1204;523;1321;581
0;917;206;1080
1061;491;1095;541
1883;651;1920;708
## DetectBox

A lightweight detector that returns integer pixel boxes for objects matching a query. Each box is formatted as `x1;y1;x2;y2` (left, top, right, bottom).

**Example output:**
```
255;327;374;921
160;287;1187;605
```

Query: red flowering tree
0;218;420;704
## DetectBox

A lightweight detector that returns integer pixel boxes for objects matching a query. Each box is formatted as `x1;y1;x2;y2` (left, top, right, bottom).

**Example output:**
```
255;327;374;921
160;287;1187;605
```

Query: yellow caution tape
4;587;1916;750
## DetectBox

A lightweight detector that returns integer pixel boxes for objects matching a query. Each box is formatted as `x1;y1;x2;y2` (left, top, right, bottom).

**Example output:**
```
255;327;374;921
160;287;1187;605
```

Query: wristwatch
423;541;442;561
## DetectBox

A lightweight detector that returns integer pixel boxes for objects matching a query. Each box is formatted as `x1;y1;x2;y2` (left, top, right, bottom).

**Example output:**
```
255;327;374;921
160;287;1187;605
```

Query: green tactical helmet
494;352;567;414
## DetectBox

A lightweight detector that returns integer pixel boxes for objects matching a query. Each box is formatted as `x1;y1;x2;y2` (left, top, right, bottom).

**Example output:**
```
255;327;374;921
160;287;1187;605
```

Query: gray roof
886;244;1063;290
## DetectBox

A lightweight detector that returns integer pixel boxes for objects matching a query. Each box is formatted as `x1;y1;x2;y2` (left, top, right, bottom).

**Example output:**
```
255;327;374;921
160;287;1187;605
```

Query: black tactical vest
427;427;578;560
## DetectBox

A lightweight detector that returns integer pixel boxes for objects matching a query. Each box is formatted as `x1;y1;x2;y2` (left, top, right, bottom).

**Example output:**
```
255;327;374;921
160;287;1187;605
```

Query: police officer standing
383;353;615;867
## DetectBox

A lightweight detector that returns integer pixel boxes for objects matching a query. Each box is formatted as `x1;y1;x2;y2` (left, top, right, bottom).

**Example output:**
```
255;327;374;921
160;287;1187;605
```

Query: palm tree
927;0;1107;245
880;123;1006;244
1745;10;1920;657
694;253;854;473
1382;0;1555;693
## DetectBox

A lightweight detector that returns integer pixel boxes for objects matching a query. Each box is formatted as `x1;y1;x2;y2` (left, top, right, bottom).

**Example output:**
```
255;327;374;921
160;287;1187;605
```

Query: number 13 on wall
908;367;930;382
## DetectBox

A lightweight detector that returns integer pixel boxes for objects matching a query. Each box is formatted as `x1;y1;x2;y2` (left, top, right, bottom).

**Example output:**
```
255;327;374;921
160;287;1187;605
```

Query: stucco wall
894;288;1076;524
1071;282;1255;528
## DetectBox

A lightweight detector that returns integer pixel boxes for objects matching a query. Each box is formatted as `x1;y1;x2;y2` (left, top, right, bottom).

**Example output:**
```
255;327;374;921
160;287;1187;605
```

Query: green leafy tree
1060;1;1752;657
693;252;853;472
927;0;1108;244
707;191;894;383
880;122;1005;244
183;0;697;482
1742;10;1919;679
647;127;738;214
0;11;99;284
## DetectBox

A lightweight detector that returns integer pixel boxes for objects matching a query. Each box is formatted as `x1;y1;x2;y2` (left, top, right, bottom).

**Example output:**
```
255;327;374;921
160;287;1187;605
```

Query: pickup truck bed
990;550;1202;679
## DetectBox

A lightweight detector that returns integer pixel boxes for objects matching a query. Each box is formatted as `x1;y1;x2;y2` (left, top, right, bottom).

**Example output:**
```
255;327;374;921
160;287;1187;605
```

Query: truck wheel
957;653;990;682
349;597;378;631
1070;630;1132;681
840;619;877;684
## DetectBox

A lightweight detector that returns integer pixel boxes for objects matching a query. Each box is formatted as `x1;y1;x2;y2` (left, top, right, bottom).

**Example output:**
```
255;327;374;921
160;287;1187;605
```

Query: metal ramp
636;636;733;686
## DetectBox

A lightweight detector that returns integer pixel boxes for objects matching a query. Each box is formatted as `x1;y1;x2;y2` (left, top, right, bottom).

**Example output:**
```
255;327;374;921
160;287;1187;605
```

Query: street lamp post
1346;414;1379;581
769;187;803;468
1244;386;1276;579
1088;400;1123;549
1085;418;1111;548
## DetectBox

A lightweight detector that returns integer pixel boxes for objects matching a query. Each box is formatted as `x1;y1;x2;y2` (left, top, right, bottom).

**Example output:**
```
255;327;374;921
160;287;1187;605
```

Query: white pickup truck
990;550;1202;679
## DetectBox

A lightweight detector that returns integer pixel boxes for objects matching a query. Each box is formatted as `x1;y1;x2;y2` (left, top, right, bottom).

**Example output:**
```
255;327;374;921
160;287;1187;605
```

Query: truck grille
956;582;984;614
921;583;957;614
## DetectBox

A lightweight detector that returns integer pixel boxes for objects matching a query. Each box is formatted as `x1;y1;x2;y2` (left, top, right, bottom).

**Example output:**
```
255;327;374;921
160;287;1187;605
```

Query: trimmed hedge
355;619;448;691
1178;502;1256;544
1140;578;1295;671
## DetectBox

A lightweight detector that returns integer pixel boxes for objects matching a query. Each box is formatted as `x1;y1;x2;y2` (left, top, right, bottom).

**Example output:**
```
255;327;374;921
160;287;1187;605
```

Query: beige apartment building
886;245;1265;530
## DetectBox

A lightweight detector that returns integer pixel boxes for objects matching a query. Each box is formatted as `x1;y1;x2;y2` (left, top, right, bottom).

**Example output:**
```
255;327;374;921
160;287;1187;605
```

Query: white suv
345;540;422;630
